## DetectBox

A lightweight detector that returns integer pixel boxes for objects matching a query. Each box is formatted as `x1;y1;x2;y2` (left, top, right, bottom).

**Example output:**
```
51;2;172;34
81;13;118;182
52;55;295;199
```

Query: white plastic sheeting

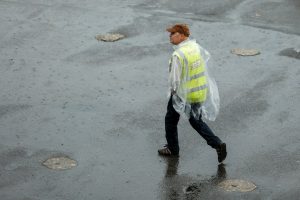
171;40;220;121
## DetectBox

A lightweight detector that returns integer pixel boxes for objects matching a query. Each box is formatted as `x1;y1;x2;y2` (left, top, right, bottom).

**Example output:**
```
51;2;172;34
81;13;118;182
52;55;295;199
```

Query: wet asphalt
0;0;300;199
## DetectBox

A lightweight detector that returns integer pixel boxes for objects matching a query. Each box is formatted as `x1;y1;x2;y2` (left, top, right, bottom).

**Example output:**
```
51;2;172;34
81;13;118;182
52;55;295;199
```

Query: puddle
42;156;77;170
218;179;256;192
0;104;32;118
279;48;300;59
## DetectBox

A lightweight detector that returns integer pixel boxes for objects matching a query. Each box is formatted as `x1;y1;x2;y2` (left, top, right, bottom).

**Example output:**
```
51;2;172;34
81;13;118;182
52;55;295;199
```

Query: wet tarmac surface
1;0;300;199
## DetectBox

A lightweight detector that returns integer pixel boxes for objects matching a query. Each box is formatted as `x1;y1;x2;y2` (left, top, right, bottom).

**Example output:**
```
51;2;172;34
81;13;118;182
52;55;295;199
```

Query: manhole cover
95;33;125;42
231;48;260;56
42;156;77;170
218;179;256;192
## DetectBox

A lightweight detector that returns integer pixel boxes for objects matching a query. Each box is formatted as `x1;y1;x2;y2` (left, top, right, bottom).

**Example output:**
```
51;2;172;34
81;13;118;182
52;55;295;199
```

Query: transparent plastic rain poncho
170;39;220;121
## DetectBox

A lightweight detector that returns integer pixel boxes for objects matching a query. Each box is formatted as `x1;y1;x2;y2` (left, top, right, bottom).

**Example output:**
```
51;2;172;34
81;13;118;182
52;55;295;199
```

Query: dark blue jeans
165;96;222;155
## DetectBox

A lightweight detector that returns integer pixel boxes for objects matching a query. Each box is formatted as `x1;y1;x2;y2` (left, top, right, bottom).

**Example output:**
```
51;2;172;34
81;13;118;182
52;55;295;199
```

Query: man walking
158;24;227;163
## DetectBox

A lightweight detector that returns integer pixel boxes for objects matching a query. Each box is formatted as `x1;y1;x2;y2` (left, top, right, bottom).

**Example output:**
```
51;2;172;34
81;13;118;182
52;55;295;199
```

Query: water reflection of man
160;157;227;200
160;157;181;200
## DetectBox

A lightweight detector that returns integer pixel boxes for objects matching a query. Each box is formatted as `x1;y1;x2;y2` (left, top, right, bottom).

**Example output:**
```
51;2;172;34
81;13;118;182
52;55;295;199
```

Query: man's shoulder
171;51;181;59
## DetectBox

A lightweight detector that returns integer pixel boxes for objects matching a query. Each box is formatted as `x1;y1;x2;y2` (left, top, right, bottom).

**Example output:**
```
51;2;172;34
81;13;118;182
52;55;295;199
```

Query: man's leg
189;114;227;162
161;96;180;155
189;115;222;148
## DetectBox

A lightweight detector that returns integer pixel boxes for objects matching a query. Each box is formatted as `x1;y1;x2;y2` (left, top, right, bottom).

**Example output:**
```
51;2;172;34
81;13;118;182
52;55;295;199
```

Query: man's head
166;23;190;45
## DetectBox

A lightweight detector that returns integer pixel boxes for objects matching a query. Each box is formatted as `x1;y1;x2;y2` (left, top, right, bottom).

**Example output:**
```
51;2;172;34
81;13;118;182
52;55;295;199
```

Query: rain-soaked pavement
0;0;300;199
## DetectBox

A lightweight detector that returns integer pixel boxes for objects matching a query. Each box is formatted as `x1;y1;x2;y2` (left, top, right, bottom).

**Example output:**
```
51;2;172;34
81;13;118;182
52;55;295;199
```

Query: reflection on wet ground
164;156;180;177
160;156;227;200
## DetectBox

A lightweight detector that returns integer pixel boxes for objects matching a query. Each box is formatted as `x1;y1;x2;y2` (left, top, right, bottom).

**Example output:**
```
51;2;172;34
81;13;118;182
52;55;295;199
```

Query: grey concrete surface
0;0;300;199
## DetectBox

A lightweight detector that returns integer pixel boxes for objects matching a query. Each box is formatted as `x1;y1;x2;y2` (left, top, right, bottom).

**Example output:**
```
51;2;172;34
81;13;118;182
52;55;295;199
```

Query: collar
172;38;196;50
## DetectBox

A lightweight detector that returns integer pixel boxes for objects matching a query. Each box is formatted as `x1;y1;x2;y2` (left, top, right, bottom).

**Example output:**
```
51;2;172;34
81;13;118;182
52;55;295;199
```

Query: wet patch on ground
279;48;300;59
215;71;287;134
0;147;38;188
244;146;300;176
0;104;32;118
277;111;290;124
133;0;300;35
240;1;300;35
108;14;170;38
275;188;300;200
134;0;243;19
104;110;163;140
109;16;156;38
64;43;169;66
113;110;162;130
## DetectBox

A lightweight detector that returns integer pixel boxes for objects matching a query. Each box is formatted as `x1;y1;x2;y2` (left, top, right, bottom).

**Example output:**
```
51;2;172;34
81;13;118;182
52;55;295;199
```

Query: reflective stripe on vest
173;42;208;103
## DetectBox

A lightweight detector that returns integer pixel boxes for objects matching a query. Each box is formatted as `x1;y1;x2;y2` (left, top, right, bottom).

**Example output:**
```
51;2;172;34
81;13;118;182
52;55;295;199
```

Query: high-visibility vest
173;41;207;103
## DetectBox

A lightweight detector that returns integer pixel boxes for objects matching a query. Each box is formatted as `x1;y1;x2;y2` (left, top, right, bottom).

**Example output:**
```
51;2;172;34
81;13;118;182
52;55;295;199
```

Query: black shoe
216;143;227;163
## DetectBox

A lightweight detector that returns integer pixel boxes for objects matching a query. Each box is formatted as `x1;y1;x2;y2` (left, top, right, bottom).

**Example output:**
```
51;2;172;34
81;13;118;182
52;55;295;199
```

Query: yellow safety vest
173;41;207;103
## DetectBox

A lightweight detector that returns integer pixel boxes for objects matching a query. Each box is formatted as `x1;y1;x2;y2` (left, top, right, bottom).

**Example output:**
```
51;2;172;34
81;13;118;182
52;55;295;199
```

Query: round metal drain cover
218;179;256;192
42;156;77;170
231;48;260;56
95;33;125;42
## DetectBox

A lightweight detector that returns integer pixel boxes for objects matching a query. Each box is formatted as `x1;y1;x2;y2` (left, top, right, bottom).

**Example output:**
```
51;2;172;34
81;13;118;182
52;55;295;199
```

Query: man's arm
169;55;182;94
